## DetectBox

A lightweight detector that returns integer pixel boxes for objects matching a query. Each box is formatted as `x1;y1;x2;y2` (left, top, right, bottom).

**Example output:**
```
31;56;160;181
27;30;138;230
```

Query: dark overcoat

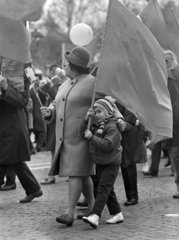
0;77;30;164
167;65;179;147
119;106;143;168
44;86;57;151
30;86;45;133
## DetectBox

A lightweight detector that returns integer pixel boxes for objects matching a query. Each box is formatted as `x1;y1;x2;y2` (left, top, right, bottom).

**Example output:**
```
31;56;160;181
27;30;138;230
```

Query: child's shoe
106;212;124;224
82;214;99;228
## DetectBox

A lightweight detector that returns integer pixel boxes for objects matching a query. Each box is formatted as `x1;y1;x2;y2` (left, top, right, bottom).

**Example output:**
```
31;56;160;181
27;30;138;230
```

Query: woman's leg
65;177;83;218
82;176;95;210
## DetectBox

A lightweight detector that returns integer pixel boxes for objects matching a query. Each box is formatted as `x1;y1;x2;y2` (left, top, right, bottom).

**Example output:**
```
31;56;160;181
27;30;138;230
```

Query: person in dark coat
30;75;46;152
40;71;65;185
163;50;179;198
0;71;43;203
116;105;142;206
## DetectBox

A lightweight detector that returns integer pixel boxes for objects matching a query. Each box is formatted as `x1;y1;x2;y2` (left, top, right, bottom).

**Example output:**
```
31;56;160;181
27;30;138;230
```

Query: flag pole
87;0;111;130
171;8;179;31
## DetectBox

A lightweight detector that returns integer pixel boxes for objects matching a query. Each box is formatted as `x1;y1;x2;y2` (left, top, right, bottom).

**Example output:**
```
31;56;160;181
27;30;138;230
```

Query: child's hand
85;108;95;121
117;119;126;131
85;130;93;140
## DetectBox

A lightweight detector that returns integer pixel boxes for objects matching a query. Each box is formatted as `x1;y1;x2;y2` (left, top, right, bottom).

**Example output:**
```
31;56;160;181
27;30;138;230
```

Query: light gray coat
47;74;95;176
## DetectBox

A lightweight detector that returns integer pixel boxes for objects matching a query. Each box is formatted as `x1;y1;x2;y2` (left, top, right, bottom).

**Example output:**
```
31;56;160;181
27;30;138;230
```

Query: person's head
164;50;178;69
93;98;114;123
64;46;90;79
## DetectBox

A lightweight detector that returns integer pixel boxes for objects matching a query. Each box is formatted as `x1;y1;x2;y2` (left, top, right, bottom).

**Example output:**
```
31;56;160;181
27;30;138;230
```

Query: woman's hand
85;108;95;121
40;106;52;118
85;130;93;140
0;76;8;90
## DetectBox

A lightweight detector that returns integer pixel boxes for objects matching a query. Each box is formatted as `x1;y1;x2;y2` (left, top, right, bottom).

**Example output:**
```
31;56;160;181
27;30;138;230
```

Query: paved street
0;151;179;240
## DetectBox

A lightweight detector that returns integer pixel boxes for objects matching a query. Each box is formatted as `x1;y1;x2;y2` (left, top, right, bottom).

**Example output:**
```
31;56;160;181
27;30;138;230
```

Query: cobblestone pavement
0;151;179;240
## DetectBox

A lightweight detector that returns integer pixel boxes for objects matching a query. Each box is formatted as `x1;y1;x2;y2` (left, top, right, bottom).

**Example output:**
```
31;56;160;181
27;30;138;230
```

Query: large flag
139;0;166;46
86;32;101;63
0;0;44;21
0;16;31;63
0;0;44;63
95;0;173;145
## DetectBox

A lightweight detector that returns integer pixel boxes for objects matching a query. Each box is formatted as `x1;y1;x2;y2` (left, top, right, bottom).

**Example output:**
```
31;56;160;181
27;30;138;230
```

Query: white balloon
69;23;93;46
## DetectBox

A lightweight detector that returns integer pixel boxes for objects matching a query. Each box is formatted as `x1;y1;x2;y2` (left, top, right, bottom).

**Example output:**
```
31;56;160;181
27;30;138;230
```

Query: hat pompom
105;96;116;107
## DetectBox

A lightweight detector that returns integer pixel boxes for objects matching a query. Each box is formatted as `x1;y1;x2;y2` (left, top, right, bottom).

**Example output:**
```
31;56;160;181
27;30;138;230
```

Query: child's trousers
92;163;121;217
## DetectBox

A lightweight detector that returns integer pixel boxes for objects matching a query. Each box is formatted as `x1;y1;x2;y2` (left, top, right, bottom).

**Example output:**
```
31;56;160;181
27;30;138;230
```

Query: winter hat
94;98;114;117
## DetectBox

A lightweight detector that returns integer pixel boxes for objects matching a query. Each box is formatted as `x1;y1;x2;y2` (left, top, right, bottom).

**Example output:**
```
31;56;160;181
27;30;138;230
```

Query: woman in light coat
41;47;95;226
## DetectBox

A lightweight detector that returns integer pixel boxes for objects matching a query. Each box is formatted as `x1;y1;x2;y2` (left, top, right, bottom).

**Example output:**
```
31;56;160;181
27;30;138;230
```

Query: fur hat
94;98;114;117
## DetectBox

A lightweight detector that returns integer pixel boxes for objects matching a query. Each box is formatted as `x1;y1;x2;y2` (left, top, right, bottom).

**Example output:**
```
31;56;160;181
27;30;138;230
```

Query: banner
96;0;172;146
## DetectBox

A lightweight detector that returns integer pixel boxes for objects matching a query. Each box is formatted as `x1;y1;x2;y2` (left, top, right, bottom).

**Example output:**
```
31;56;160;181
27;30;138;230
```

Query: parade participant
163;50;179;198
40;69;66;185
82;97;123;228
0;60;43;203
40;46;95;226
116;106;142;206
30;74;46;152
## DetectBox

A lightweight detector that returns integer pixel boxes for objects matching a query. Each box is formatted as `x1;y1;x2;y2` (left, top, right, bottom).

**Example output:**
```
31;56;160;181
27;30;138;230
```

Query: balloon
69;23;93;46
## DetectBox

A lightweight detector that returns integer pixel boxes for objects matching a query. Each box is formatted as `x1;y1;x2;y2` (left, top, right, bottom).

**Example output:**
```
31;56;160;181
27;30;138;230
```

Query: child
81;97;124;228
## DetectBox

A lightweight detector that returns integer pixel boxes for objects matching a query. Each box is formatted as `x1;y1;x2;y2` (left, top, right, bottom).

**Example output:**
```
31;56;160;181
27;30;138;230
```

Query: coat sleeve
44;100;56;123
46;86;58;100
1;77;30;108
91;125;121;152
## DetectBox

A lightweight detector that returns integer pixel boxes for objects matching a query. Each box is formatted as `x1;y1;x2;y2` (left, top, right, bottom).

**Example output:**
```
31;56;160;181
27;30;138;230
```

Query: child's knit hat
94;98;114;117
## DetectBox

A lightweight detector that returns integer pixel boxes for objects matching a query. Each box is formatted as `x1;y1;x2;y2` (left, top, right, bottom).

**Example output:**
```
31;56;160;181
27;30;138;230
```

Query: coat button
60;118;63;121
71;82;74;85
60;138;62;141
62;98;65;101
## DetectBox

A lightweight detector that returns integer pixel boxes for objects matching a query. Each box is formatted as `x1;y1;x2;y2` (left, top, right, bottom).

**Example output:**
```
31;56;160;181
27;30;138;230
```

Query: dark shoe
164;158;171;167
30;148;36;155
0;183;16;191
56;214;74;226
19;189;43;203
124;198;138;206
77;208;92;219
76;199;88;208
173;191;179;199
143;170;158;177
41;177;55;185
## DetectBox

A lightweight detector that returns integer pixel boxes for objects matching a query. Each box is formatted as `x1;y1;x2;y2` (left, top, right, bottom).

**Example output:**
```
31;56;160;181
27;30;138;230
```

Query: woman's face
94;106;106;123
64;62;73;79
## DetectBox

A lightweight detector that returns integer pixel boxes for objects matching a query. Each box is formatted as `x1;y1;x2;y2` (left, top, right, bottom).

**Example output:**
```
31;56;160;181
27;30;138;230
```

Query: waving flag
95;0;172;146
0;0;44;63
0;0;44;21
86;32;101;63
139;0;166;46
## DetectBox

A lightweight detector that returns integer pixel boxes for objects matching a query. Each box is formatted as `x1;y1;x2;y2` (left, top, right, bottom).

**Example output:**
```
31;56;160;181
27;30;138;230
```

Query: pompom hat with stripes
94;99;114;118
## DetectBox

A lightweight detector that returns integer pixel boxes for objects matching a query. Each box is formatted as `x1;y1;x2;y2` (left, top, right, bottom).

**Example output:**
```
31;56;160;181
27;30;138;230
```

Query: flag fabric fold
0;16;31;63
95;0;172;145
86;32;101;63
0;0;44;21
139;0;166;46
0;0;44;63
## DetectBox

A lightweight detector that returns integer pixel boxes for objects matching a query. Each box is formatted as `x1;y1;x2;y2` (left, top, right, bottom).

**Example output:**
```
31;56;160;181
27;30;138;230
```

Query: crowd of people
0;46;179;228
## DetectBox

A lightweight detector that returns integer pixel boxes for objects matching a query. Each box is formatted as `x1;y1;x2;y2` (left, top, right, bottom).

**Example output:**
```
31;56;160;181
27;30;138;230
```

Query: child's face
94;106;106;123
